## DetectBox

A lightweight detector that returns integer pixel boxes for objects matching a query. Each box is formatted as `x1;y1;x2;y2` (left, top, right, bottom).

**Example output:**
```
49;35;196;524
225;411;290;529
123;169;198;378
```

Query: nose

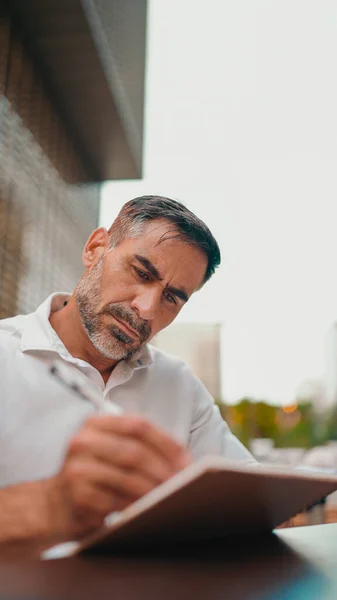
131;286;161;321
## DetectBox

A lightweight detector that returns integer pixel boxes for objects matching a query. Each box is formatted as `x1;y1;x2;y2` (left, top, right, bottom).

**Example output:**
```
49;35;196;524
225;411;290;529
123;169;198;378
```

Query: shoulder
147;344;209;396
147;344;195;378
145;346;216;427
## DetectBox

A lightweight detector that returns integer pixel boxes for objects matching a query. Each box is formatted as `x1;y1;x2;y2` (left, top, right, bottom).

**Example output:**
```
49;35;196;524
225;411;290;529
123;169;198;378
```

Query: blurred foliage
326;404;337;441
215;398;337;449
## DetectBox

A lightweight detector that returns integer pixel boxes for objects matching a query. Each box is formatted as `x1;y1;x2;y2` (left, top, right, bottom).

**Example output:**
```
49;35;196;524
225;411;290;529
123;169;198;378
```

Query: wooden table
0;523;337;600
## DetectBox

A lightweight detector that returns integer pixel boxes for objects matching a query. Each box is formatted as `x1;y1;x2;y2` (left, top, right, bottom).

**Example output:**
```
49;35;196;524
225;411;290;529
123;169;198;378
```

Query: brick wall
0;12;100;318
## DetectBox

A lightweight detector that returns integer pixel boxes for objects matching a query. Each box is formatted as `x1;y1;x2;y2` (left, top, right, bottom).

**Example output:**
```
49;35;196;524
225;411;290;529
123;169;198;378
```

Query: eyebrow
134;254;189;303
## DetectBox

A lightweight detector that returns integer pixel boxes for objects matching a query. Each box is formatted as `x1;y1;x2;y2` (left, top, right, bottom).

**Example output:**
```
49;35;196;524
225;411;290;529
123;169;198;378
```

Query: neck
49;295;118;383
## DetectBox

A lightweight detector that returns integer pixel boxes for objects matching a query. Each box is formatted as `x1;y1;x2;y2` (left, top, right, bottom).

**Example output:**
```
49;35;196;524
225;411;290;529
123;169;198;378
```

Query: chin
99;340;140;362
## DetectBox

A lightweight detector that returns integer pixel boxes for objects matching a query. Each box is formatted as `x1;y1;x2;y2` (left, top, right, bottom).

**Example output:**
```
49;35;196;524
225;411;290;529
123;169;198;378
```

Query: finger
67;458;158;501
85;414;191;468
70;482;130;531
68;430;177;484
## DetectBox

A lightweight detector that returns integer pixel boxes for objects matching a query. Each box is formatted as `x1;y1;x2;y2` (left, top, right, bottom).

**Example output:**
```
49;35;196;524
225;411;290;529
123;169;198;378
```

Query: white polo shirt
0;294;254;487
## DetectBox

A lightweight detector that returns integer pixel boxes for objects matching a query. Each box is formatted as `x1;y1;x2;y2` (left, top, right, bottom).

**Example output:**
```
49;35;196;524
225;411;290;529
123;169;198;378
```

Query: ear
82;227;109;269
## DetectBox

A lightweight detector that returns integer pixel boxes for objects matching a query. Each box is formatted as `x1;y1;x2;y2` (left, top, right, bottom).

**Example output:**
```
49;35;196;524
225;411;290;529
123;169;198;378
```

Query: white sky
100;0;337;405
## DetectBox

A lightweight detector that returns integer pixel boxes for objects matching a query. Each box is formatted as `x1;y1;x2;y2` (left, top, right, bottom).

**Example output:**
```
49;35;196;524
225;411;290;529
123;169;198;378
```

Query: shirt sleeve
188;374;257;464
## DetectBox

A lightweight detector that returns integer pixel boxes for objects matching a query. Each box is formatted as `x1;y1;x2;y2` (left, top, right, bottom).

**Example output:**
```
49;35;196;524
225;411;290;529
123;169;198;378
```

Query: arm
188;376;256;463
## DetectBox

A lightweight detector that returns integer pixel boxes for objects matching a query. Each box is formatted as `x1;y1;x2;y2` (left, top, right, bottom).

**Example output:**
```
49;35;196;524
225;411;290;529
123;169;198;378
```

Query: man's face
75;220;208;361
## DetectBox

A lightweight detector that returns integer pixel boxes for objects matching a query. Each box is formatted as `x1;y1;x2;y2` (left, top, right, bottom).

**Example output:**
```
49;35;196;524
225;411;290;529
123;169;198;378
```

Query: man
0;195;254;557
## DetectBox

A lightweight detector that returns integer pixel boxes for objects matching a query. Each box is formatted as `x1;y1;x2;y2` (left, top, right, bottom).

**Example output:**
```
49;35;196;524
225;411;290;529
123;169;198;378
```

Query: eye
163;290;176;305
134;267;150;281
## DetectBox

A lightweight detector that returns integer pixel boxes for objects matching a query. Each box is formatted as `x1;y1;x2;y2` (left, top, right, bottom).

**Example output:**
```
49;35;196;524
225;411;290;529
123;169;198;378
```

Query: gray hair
108;195;221;284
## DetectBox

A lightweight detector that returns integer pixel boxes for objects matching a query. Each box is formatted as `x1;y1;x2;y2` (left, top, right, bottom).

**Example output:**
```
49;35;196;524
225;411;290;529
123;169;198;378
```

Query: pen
49;358;123;416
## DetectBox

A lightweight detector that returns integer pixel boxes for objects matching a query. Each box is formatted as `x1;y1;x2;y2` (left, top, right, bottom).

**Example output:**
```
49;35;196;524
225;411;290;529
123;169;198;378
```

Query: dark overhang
5;0;147;182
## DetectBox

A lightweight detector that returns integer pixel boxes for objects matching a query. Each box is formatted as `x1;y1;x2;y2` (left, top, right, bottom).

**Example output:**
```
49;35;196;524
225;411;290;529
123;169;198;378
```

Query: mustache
101;303;151;341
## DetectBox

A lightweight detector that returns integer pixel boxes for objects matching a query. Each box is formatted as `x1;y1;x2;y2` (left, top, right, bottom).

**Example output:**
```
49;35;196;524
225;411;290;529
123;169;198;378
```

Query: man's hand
52;414;191;537
0;414;190;558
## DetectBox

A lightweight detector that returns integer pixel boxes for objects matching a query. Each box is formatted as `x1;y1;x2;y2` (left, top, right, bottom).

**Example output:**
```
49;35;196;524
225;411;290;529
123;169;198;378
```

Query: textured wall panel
0;13;100;318
7;0;147;180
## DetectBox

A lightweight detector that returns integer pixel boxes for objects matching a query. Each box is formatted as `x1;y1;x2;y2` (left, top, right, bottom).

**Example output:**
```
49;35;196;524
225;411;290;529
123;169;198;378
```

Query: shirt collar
20;293;70;352
19;293;153;369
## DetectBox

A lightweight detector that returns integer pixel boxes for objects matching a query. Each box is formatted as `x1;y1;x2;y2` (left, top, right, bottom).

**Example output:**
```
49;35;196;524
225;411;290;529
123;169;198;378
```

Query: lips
113;316;139;339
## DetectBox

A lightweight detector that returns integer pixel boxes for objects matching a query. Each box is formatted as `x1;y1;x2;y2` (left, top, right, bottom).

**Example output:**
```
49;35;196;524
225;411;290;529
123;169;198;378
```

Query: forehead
119;220;208;290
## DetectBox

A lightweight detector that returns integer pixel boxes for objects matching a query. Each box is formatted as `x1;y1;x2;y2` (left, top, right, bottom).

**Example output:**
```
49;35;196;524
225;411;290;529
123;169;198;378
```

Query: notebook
43;456;337;557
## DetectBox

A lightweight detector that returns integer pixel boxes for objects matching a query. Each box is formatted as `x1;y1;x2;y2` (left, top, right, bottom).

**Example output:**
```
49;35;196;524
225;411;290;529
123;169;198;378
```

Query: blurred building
0;0;147;317
152;323;222;399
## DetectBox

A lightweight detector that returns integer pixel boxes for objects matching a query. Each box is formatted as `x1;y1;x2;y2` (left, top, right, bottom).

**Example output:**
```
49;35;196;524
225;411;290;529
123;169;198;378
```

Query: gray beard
75;260;150;361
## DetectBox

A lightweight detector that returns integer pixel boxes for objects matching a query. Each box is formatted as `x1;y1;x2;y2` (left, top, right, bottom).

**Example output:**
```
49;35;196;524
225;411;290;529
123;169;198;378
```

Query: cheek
101;266;136;299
